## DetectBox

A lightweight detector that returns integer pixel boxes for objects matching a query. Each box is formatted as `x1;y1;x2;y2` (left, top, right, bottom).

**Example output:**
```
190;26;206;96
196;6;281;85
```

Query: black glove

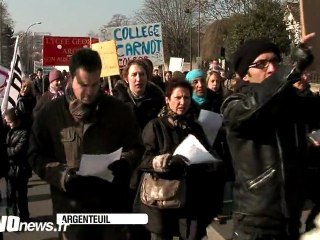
167;155;188;176
64;169;107;196
291;43;314;73
64;169;83;195
108;159;131;187
108;159;130;175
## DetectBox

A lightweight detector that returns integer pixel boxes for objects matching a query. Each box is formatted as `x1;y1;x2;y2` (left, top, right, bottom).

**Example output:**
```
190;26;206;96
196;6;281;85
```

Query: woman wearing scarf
186;69;231;224
16;78;37;129
134;81;218;240
186;69;223;114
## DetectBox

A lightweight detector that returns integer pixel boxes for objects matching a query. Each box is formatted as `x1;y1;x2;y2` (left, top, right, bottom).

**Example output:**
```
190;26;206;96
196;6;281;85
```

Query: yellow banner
91;40;120;77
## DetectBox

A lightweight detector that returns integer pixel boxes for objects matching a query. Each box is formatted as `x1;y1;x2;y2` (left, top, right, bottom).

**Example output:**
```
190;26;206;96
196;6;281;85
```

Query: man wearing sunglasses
221;33;319;240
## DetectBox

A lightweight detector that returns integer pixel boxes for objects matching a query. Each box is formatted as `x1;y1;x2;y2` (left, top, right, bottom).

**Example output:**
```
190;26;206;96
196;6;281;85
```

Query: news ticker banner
56;213;148;225
42;36;99;66
107;22;165;68
0;214;148;232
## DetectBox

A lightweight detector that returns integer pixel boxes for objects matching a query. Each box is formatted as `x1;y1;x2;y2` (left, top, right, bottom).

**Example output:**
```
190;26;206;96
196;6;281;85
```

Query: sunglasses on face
248;57;280;70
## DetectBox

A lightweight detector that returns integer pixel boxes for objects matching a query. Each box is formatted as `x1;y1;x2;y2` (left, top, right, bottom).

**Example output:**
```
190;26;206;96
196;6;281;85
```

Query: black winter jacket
135;116;220;235
0;117;8;177
221;69;320;231
6;126;29;166
112;80;165;130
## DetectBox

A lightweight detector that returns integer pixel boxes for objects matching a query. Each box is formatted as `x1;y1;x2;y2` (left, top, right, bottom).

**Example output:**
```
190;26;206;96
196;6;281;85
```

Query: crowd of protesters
0;31;319;240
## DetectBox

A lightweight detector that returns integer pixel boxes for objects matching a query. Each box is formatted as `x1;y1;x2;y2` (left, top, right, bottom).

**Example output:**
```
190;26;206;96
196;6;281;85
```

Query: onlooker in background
172;71;186;83
28;48;144;240
33;68;49;99
186;69;222;113
113;59;164;240
206;70;225;99
297;71;320;232
33;69;64;118
224;72;241;98
33;68;43;98
112;59;165;131
210;58;223;72
153;68;160;77
16;78;37;129
164;71;172;83
4;108;31;222
143;58;165;91
0;115;8;240
186;69;229;224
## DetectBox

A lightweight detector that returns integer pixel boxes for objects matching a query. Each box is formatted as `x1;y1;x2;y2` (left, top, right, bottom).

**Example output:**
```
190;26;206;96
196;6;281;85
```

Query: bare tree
135;0;195;62
1;2;14;67
99;14;134;41
103;14;130;28
203;0;246;20
203;0;282;20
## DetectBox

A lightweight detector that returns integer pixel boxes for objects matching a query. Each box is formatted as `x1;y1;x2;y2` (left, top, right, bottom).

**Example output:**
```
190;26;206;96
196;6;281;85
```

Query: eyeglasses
248;58;280;70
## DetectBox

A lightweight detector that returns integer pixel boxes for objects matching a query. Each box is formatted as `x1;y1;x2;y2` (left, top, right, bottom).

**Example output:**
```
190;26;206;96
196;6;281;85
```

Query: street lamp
198;0;200;59
101;29;107;41
185;8;192;70
0;1;4;65
25;21;41;74
26;21;42;34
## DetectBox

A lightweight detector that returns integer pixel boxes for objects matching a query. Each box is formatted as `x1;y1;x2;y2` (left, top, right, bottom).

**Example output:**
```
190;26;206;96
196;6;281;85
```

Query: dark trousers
128;189;150;240
7;176;29;220
232;232;290;240
60;225;129;240
232;214;294;240
150;218;207;240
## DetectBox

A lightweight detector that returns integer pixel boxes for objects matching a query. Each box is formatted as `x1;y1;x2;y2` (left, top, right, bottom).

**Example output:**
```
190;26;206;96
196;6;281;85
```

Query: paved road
2;173;312;240
3;174;58;240
1;174;229;240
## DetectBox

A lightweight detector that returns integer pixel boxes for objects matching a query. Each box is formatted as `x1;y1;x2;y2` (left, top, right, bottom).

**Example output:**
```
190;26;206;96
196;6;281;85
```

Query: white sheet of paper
77;147;123;182
173;134;219;165
198;109;223;146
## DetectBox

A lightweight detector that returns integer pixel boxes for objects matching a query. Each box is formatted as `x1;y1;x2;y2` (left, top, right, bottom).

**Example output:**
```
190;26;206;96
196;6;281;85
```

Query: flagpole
1;36;19;114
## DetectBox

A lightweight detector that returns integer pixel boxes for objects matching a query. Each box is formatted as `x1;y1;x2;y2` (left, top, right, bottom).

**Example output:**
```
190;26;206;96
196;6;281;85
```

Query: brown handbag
140;172;186;209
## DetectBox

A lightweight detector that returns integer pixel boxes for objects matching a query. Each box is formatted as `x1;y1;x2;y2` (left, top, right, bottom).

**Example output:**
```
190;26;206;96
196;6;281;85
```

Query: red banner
42;36;99;66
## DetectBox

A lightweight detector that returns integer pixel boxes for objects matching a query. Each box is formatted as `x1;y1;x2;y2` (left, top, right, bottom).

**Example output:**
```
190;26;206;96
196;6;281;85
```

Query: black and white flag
1;36;23;114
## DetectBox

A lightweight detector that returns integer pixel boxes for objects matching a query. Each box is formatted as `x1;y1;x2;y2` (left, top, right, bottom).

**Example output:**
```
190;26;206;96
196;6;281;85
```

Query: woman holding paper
187;69;232;224
135;81;220;240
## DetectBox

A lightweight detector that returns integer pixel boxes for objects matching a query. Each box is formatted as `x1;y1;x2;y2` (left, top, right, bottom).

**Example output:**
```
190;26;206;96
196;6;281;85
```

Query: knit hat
232;39;281;78
49;69;63;83
185;69;205;83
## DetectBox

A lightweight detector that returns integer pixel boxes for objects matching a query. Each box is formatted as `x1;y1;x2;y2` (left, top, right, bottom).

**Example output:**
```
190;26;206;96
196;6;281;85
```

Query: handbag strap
158;117;180;154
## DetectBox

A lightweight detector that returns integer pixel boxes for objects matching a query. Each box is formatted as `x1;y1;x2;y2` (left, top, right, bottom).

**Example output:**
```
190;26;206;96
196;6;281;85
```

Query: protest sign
43;36;99;66
300;0;320;82
91;40;120;77
107;23;164;68
169;57;184;72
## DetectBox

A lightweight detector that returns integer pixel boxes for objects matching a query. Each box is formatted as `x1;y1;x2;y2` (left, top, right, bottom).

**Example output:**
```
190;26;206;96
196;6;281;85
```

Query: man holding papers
28;48;144;240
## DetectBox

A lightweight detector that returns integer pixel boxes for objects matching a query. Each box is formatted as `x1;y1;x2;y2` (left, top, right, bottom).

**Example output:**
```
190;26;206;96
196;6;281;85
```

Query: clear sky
6;0;144;36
